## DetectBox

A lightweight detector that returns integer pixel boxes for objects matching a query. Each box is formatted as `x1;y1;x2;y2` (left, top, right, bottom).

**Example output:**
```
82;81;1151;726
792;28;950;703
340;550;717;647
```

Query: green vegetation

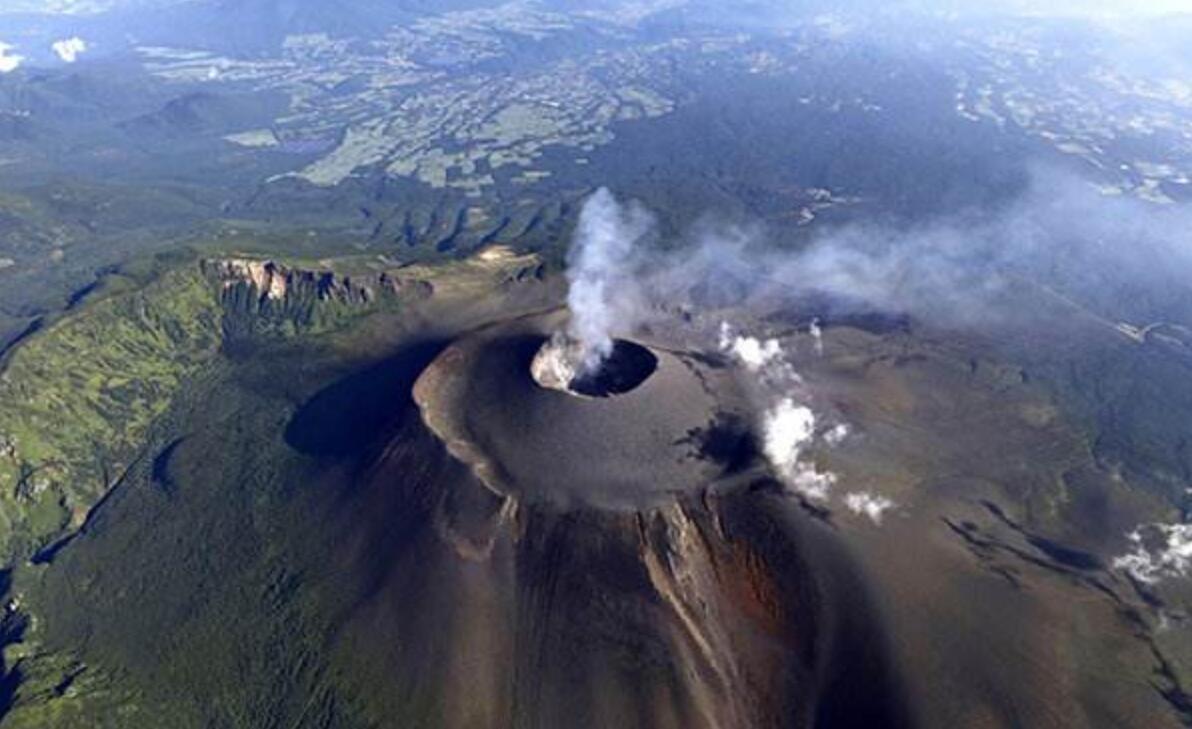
0;264;224;562
0;250;408;565
0;248;432;725
0;648;148;729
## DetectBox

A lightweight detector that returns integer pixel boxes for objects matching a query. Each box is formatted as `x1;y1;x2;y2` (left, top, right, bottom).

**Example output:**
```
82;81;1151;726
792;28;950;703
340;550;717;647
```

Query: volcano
300;310;915;728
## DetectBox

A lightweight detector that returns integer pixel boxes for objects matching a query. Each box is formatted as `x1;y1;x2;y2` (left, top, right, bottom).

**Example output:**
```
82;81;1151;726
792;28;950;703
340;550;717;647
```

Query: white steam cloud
718;322;839;501
725;335;784;372
634;167;1192;344
564;187;655;373
1113;522;1192;584
762;398;836;500
718;323;792;379
52;36;87;63
844;492;897;524
824;423;850;446
809;318;824;357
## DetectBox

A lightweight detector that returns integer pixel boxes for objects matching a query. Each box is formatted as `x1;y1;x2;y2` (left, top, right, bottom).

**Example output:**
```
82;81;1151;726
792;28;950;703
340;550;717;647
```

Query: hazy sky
874;0;1191;19
3;0;1192;17
974;0;1192;17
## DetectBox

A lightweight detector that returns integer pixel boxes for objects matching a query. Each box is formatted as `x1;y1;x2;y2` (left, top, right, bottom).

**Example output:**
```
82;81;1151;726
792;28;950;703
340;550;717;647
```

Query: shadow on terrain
284;339;450;459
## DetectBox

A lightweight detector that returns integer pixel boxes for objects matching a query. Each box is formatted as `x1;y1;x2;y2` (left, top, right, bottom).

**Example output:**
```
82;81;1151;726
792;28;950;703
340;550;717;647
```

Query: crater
532;337;659;398
416;314;753;509
569;340;658;397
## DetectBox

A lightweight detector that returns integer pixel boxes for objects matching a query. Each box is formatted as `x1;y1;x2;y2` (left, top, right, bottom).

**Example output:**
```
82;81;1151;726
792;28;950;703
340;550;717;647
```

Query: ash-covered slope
307;310;912;729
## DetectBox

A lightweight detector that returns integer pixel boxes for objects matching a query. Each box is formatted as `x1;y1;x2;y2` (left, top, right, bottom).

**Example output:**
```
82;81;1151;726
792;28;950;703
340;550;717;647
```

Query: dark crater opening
568;340;658;398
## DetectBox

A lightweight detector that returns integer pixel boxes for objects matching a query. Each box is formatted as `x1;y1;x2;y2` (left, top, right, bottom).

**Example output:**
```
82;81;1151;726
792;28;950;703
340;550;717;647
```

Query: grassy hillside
0;248;415;565
0;264;224;561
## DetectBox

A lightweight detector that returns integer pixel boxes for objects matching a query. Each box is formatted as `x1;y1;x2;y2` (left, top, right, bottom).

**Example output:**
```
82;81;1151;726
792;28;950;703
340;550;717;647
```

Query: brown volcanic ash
319;312;911;729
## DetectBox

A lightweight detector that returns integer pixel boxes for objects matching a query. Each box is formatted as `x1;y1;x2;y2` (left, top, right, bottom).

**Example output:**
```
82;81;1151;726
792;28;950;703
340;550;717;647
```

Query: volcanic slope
321;310;914;729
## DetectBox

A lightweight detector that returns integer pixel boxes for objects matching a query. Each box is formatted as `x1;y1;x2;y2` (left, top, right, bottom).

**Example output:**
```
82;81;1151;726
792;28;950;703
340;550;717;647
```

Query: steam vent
390;309;912;728
530;335;659;398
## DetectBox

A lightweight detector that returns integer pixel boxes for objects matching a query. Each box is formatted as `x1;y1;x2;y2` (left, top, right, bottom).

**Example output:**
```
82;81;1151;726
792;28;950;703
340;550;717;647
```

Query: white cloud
809;317;824;356
824;423;850;446
762;398;815;476
52;36;88;63
0;43;24;74
719;327;784;373
845;492;896;524
718;322;840;500
718;322;880;511
761;397;837;500
717;322;803;387
1113;523;1192;584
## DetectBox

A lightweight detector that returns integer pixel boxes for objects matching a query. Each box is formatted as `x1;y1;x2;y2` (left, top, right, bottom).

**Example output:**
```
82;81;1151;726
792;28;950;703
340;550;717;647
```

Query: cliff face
203;258;415;307
201;257;434;341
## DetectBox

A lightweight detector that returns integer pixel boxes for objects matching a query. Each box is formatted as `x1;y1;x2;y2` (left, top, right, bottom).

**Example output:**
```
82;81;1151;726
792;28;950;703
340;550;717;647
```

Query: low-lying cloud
643;167;1192;338
52;36;87;63
0;42;23;73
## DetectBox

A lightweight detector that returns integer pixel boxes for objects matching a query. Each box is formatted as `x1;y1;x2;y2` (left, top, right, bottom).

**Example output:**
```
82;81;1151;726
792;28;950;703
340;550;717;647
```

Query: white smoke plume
597;167;1192;384
809;317;824;356
844;492;896;524
1113;522;1192;584
552;189;850;503
718;322;839;500
762;398;837;500
824;423;850;446
722;332;784;372
564;187;655;374
717;323;799;385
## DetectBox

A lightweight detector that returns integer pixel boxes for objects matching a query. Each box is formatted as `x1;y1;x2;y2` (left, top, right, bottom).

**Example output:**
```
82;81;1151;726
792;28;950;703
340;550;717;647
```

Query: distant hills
119;90;283;139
